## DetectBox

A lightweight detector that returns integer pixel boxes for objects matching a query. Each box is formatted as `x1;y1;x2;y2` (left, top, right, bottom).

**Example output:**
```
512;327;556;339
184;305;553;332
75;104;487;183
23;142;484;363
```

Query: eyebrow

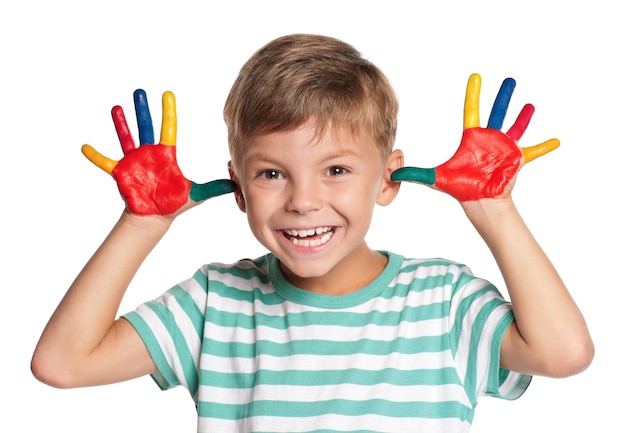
240;153;280;171
243;147;362;166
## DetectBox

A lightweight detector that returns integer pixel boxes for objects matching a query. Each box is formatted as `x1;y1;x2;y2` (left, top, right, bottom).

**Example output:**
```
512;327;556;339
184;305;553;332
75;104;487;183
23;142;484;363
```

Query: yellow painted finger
81;144;117;174
160;91;177;146
463;73;482;129
521;138;560;163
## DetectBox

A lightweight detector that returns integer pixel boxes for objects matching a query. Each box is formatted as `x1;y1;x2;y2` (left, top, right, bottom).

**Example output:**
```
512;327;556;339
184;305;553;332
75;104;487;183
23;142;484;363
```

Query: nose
285;176;324;214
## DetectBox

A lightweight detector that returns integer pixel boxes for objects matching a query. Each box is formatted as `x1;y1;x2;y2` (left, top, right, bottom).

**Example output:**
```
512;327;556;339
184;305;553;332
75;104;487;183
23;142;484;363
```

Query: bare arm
31;213;170;388
393;74;594;377
31;89;235;388
462;198;593;377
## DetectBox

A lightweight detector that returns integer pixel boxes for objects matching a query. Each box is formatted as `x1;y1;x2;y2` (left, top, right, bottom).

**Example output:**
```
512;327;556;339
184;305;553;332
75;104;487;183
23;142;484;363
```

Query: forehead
243;122;378;160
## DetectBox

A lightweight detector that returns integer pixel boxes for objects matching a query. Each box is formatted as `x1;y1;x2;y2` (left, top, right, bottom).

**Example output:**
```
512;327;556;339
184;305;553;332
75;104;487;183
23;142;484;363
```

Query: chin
279;258;335;281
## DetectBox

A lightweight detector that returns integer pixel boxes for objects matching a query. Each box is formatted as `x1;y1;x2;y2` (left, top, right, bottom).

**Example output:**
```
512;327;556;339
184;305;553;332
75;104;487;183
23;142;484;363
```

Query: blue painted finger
133;89;155;145
487;78;516;130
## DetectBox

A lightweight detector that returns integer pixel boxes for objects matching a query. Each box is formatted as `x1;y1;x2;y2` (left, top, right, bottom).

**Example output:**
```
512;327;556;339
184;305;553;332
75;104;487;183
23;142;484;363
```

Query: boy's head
224;33;399;169
223;34;404;289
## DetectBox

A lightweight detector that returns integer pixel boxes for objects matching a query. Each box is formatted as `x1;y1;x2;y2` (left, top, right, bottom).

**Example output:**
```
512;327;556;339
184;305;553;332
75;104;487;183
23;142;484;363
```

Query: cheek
242;189;280;222
353;177;382;200
332;181;379;213
244;200;270;242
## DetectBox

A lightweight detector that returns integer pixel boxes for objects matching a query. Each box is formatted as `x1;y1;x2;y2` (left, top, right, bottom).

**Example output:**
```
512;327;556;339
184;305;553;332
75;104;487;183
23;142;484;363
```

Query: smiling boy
229;123;402;294
32;34;593;432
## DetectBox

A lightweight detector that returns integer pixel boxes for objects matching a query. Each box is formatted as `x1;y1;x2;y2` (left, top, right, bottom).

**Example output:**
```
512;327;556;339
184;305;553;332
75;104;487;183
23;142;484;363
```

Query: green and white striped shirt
124;251;530;432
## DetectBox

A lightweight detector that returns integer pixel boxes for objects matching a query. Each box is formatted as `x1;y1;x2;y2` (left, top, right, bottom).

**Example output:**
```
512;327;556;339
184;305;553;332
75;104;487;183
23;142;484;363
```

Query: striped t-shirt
124;251;530;432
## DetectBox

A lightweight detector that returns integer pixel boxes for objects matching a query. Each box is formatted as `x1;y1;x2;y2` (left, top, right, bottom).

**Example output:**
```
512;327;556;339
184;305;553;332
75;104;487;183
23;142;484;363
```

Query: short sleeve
123;266;210;397
448;267;532;406
484;308;532;400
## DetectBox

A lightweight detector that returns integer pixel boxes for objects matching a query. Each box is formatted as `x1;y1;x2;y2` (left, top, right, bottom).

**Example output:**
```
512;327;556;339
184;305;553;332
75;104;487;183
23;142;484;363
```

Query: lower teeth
291;232;332;247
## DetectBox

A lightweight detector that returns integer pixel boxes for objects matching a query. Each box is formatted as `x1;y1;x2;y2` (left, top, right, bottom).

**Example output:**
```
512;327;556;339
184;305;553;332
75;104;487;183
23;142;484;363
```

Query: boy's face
230;122;403;293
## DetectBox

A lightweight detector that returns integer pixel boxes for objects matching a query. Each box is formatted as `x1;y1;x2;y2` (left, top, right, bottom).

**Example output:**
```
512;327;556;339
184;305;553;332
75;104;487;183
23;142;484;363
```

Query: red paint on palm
435;128;522;201
111;144;191;215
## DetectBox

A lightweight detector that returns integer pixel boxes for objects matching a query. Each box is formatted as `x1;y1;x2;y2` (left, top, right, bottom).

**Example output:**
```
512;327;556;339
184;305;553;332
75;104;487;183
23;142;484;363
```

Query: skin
388;74;593;377
229;123;403;294
462;196;593;377
32;83;594;391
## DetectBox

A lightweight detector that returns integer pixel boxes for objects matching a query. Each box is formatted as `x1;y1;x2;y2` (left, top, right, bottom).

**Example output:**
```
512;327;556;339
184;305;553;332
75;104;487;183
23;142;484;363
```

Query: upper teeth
285;227;331;238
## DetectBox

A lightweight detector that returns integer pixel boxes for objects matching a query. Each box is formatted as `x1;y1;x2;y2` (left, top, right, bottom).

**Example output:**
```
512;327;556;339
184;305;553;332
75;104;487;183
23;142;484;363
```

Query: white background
2;1;623;431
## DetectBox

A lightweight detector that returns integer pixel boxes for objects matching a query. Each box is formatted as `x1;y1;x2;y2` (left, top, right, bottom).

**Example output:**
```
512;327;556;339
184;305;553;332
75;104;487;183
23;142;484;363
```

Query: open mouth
283;226;334;247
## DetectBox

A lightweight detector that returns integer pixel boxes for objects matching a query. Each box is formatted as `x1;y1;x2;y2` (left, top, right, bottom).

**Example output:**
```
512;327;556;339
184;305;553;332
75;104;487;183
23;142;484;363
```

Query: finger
506;104;535;141
81;144;117;174
133;89;155;145
160;91;177;146
390;167;436;185
487;77;516;130
190;179;238;202
111;106;136;155
463;73;482;129
521;138;560;163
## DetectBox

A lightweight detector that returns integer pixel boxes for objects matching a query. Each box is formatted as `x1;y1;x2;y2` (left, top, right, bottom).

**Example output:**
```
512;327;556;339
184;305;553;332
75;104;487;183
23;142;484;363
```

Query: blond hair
224;34;398;165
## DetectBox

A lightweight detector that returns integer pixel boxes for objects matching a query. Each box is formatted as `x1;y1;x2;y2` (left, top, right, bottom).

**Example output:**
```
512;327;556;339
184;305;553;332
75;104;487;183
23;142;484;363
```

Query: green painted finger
190;179;238;202
390;167;436;185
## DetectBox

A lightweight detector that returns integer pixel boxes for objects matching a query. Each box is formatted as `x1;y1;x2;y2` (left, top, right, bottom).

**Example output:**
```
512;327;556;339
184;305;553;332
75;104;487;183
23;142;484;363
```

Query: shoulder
195;254;278;299
384;252;495;301
387;252;475;281
201;254;273;280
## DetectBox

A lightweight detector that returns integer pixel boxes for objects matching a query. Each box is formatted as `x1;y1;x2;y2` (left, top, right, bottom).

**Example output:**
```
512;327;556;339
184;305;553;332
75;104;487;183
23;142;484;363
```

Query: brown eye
258;169;283;180
327;166;348;176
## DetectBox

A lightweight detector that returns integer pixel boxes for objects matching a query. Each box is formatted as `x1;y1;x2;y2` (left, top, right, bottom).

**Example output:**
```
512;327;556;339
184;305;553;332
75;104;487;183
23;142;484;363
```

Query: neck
280;243;387;295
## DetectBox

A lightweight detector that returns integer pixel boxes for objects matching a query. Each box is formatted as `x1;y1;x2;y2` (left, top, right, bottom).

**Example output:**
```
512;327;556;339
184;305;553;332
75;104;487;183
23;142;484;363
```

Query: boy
32;34;593;432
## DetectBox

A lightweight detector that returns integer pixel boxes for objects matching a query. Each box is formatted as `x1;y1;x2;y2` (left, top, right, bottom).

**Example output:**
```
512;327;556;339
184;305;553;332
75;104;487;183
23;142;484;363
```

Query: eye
326;166;348;176
257;169;284;180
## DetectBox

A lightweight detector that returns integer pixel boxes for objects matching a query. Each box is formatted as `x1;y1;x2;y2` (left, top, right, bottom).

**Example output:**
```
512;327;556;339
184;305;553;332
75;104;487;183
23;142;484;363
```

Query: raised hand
391;74;560;201
81;90;236;215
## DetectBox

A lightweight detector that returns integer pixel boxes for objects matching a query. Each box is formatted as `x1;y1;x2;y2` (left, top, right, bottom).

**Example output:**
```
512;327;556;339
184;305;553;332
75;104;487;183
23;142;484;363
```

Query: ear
377;149;404;206
228;161;246;213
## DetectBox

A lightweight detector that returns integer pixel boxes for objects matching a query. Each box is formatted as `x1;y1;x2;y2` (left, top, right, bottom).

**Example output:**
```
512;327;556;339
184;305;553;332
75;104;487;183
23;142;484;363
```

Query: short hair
224;34;398;166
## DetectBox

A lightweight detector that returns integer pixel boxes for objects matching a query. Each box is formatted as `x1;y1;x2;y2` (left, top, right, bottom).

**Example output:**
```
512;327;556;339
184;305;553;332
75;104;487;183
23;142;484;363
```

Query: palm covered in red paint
108;141;190;215
392;74;559;201
81;89;236;215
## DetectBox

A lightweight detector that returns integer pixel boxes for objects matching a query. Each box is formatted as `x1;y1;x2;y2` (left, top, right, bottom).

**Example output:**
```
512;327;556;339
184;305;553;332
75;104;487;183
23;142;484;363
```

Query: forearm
462;198;593;376
33;212;171;382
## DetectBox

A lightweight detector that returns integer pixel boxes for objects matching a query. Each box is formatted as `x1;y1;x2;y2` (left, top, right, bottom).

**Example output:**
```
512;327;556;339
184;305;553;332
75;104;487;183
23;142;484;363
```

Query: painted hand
391;74;559;201
81;90;236;215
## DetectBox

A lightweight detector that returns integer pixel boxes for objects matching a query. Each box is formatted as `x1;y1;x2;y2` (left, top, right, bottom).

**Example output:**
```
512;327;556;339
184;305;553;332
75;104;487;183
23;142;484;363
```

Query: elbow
544;336;595;378
31;347;79;389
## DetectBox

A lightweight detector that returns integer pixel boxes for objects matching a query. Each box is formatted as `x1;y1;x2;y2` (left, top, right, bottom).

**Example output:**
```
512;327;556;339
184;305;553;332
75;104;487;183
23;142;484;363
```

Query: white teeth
285;227;331;238
291;232;332;247
284;226;333;247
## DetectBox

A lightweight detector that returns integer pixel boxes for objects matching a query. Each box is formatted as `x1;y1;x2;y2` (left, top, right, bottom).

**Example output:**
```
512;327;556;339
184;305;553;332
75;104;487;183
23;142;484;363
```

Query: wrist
119;210;173;237
461;197;521;235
